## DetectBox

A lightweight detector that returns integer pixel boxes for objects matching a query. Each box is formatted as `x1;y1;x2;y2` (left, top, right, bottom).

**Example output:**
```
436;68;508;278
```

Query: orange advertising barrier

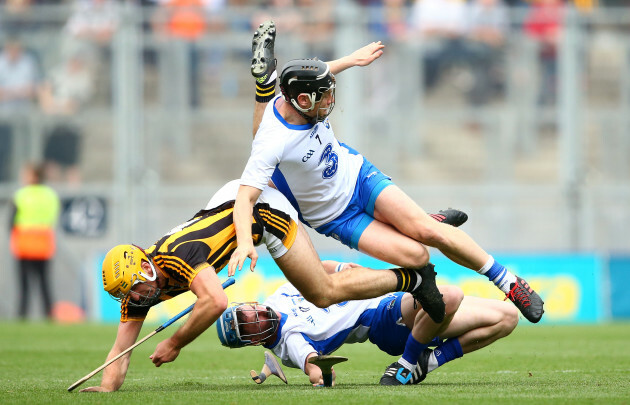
10;226;56;260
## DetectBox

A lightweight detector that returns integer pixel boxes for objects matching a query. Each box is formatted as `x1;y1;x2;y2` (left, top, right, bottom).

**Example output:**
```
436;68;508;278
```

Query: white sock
426;352;439;373
262;70;277;85
335;262;349;273
398;357;416;371
477;256;494;275
477;256;517;294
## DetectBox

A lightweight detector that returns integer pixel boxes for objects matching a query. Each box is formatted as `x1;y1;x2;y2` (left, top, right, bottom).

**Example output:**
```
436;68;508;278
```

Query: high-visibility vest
10;184;60;260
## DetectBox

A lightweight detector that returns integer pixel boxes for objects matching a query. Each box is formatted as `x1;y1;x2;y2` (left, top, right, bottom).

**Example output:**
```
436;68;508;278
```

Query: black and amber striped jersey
121;200;297;321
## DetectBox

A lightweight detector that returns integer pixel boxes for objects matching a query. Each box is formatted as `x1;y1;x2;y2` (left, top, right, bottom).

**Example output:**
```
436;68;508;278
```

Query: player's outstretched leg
506;276;544;323
389;209;468;324
251;20;277;84
405;209;467;324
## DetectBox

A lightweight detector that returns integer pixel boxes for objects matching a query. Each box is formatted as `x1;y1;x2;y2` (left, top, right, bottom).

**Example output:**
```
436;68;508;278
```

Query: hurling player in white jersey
216;261;519;387
233;21;543;384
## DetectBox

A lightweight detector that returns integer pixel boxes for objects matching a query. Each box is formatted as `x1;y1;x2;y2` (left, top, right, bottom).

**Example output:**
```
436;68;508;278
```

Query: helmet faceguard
279;58;336;123
101;244;161;307
216;302;279;348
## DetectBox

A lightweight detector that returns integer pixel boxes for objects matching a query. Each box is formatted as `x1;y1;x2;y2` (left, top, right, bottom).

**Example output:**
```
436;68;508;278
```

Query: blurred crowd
0;0;624;184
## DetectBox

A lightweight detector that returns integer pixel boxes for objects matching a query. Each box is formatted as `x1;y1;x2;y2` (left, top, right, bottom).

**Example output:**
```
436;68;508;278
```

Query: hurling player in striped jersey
81;180;466;392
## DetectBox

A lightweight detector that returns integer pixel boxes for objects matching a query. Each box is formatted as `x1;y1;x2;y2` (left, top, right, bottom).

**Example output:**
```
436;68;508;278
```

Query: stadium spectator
62;0;119;64
407;0;508;105
295;0;335;61
466;0;509;105
251;0;302;38
9;162;60;320
61;0;118;104
79;179;463;392
2;0;40;33
217;268;518;386
234;21;543;383
151;0;208;107
38;50;95;184
251;0;334;60
0;35;40;182
409;0;470;91
503;0;529;6
523;0;564;106
363;0;410;41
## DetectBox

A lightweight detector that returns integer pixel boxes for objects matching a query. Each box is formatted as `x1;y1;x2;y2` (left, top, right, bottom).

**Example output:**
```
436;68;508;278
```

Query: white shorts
206;180;299;259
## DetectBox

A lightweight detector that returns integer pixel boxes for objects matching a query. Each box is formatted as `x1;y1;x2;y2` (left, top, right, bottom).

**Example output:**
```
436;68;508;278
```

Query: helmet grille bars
279;58;336;122
217;303;280;348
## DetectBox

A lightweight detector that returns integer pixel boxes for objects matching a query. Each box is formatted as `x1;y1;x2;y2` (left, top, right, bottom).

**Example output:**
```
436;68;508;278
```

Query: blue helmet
216;303;279;349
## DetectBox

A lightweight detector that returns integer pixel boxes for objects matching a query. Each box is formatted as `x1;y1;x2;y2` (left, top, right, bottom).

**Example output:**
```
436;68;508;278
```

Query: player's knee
400;244;430;268
412;221;452;250
305;285;336;308
440;285;464;317
299;281;336;308
501;304;520;335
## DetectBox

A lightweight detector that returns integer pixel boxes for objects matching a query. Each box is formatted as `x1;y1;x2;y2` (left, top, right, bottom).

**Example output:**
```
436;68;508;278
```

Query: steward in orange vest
10;164;60;260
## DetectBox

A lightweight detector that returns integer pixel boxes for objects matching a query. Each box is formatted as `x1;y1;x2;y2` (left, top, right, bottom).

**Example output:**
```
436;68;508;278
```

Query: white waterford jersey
263;282;393;372
240;95;364;228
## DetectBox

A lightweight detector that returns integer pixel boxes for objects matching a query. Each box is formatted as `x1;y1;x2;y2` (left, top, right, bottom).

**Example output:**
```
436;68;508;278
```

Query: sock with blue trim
400;334;429;370
426;338;464;373
477;256;516;294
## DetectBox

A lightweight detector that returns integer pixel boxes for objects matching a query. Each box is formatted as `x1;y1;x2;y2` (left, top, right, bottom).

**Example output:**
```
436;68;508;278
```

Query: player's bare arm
79;320;143;392
150;265;227;367
326;41;385;75
229;185;263;275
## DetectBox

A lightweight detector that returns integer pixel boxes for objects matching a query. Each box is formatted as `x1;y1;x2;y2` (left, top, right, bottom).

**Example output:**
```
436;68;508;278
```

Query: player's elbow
210;293;229;318
199;291;229;320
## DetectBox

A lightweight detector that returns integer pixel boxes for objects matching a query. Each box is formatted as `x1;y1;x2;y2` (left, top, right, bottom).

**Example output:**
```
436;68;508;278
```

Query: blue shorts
315;156;393;250
358;293;410;356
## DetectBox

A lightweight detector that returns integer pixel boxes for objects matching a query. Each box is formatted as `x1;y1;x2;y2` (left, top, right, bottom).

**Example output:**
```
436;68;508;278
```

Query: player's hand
79;386;112;392
150;339;181;367
228;243;258;276
350;41;385;67
312;368;336;387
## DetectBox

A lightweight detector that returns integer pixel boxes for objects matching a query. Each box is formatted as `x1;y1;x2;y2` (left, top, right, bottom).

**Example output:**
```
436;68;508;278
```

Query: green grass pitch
1;321;629;404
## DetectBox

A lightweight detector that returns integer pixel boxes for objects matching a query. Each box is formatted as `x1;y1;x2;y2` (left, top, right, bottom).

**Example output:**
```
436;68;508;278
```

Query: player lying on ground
217;261;519;386
231;21;544;337
80;180;465;392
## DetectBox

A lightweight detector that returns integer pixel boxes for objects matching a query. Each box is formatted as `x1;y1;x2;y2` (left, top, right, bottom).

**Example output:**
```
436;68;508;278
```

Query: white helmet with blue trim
216;303;279;348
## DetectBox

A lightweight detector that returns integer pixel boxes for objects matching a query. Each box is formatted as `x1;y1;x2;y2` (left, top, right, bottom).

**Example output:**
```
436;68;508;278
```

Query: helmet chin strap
288;87;335;124
289;93;318;124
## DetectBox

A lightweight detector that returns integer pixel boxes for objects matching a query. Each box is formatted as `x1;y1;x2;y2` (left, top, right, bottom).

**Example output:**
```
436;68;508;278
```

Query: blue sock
483;260;514;293
401;334;428;367
434;338;464;366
